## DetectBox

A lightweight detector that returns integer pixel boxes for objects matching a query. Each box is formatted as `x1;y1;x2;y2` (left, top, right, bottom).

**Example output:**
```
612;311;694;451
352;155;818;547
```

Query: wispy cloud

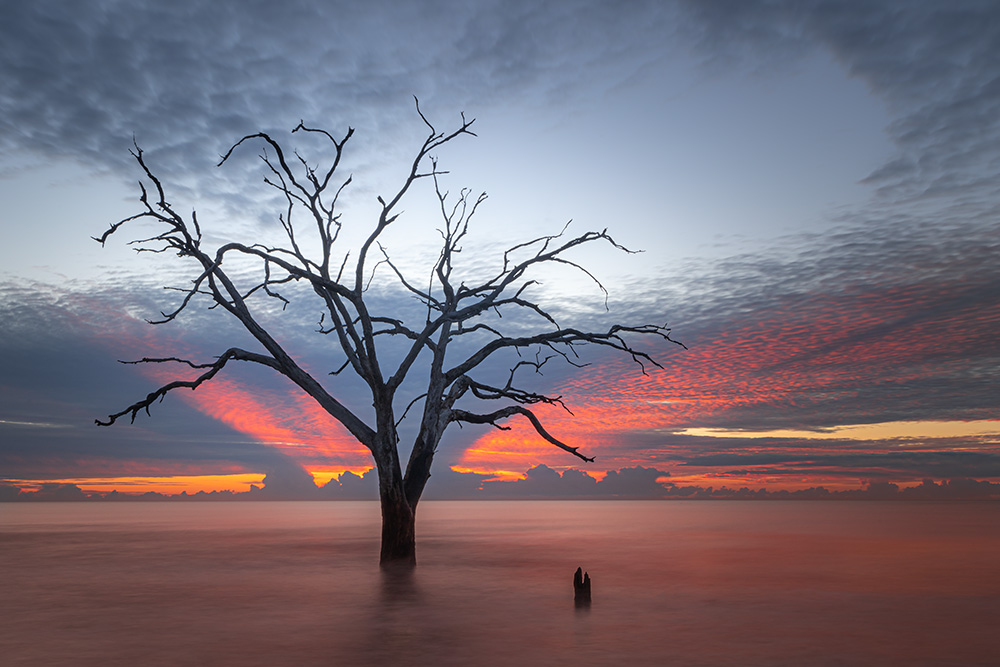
679;0;1000;207
0;419;69;429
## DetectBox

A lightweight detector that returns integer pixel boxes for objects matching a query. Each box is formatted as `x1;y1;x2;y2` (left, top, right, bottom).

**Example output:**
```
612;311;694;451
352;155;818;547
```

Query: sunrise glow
678;421;1000;441
7;474;265;495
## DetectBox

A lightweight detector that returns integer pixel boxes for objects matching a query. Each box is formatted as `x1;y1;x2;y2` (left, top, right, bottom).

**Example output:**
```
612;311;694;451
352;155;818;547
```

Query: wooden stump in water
573;567;591;607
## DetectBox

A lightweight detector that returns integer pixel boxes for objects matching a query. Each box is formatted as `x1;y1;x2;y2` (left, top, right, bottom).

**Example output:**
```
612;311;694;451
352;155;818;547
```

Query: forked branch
450;405;595;462
95;348;280;426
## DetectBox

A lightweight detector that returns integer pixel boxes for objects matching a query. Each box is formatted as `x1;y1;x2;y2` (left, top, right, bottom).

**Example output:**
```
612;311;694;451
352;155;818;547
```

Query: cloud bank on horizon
1;0;998;497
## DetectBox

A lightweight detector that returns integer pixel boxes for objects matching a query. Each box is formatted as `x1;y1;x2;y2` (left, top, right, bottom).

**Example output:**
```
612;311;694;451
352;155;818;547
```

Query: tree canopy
96;102;682;566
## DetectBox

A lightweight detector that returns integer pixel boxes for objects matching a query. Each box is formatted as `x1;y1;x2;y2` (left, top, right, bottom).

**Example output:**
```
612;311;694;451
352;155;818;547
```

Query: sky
1;0;998;499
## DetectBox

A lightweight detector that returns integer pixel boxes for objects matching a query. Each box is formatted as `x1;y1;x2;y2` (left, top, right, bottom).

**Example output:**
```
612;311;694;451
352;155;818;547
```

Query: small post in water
573;566;592;607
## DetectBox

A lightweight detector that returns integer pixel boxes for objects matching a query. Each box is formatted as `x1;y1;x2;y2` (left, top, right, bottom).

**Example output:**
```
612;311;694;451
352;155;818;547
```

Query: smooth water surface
2;501;997;666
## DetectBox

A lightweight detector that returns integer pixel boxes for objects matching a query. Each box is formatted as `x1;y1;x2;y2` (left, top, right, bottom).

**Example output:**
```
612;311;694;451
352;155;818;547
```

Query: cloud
596;466;672;497
0;464;672;500
680;449;1000;480
5;1;1000;234
420;466;490;501
0;0;680;209
0;484;24;501
10;475;1000;501
251;461;322;500
318;469;378;500
475;464;671;498
608;218;998;424
448;208;1000;481
24;483;92;501
0;275;384;478
677;1;1000;206
656;477;1000;501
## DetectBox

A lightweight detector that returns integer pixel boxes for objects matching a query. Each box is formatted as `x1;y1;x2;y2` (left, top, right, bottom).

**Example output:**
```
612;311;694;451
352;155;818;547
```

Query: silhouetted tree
95;102;682;567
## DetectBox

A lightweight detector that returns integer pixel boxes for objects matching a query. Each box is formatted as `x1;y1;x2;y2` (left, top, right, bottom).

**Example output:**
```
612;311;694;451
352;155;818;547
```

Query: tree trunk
374;432;417;568
403;435;435;509
379;486;416;567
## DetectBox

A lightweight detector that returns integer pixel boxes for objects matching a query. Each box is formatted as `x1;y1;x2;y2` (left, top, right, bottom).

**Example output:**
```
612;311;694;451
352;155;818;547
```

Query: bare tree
95;103;682;567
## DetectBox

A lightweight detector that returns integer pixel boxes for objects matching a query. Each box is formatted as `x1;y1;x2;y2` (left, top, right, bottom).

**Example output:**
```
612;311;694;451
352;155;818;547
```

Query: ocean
2;500;997;666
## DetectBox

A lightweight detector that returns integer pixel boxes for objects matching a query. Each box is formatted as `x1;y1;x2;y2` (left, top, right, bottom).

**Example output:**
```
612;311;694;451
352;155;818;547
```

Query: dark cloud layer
0;280;329;478
680;0;1000;207
0;463;672;500
0;0;674;206
5;1;1000;214
6;470;999;501
682;449;1000;480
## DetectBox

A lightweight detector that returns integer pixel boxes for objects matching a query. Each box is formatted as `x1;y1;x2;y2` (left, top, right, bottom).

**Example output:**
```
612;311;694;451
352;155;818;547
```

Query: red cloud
94;268;998;488
458;275;1000;482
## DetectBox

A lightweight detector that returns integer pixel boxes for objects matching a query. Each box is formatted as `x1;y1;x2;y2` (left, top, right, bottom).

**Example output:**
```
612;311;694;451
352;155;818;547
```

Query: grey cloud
480;463;573;498
21;483;92;501
477;464;671;498
420;466;490;500
0;0;678;205
251;460;322;500
250;466;471;501
816;3;1000;201
263;463;673;500
657;477;1000;500
6;0;1000;220
9;475;999;501
894;477;1000;500
681;450;1000;480
591;466;671;497
318;469;379;500
677;0;1000;206
0;230;618;480
243;464;674;500
593;416;1000;484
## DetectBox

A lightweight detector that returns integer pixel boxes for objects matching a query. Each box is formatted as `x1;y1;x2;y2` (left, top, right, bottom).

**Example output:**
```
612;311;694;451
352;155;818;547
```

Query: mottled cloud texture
0;0;675;200
680;0;1000;204
3;213;996;491
2;1;999;496
454;215;1000;482
6;1;999;204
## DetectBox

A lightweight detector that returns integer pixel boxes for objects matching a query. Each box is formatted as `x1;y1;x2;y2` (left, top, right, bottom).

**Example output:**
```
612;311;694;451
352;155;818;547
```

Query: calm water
2;501;998;666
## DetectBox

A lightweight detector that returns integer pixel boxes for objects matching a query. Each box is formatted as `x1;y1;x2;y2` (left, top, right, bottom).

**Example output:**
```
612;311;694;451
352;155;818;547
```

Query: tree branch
447;323;684;385
95;348;280;426
450;405;594;462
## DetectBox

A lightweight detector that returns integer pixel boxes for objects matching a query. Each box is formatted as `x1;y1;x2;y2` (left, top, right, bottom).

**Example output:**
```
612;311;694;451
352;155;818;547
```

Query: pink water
2;501;998;665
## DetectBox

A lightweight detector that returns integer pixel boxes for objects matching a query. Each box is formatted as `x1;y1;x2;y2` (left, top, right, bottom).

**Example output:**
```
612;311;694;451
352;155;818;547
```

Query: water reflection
2;501;998;666
379;565;420;603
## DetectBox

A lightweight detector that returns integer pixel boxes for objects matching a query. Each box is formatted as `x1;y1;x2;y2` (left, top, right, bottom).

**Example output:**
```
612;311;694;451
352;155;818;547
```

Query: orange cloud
8;474;264;495
176;375;370;464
